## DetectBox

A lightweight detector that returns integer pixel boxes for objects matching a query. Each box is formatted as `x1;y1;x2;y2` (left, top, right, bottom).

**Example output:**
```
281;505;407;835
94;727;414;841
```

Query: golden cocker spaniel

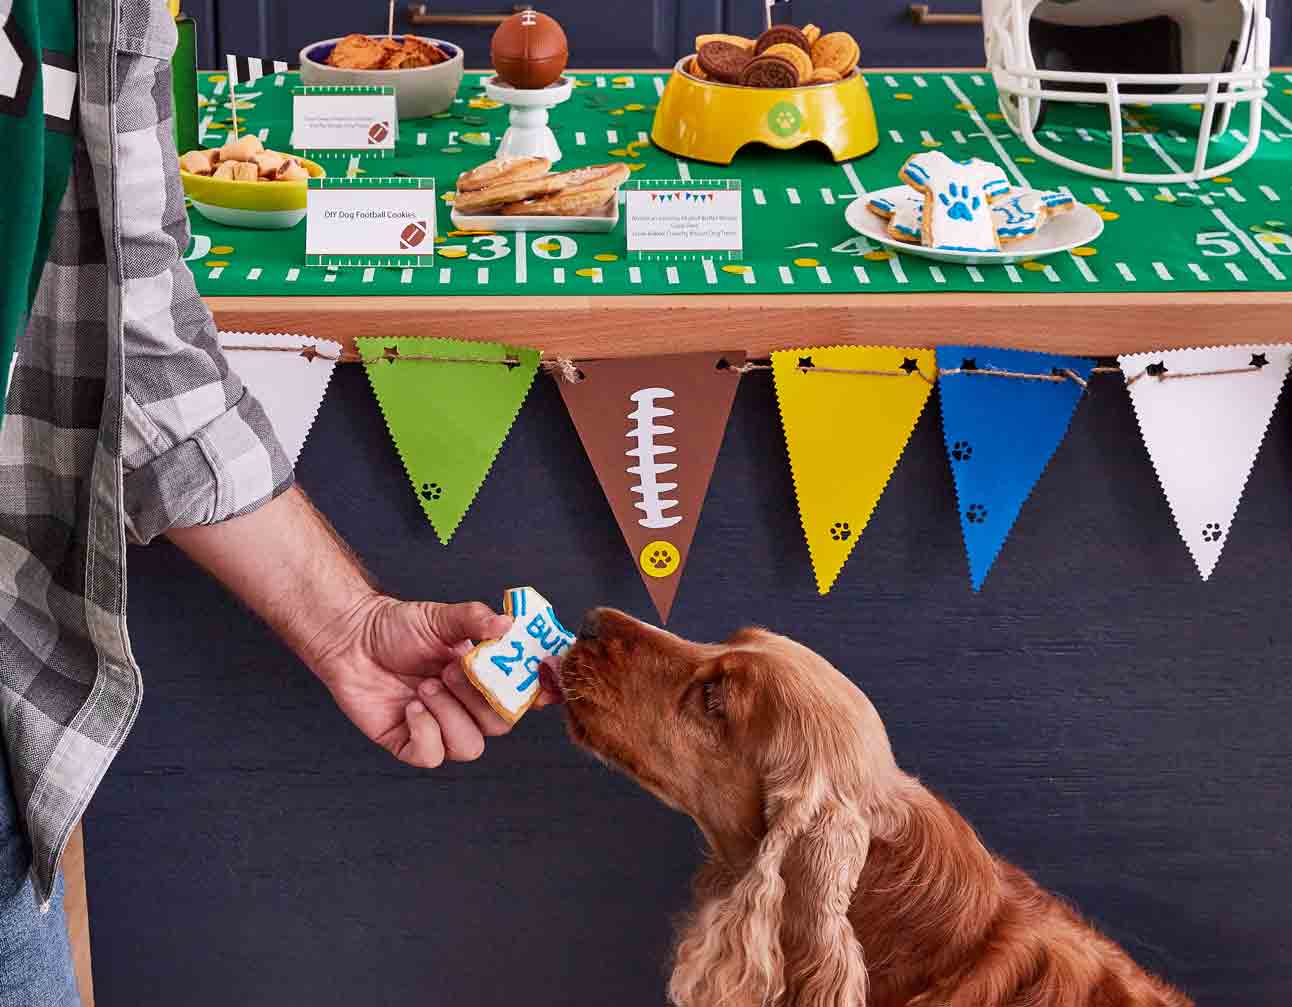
559;609;1191;1007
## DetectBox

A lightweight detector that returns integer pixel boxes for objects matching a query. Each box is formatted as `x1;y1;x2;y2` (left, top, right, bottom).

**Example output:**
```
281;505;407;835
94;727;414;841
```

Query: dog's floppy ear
669;760;870;1007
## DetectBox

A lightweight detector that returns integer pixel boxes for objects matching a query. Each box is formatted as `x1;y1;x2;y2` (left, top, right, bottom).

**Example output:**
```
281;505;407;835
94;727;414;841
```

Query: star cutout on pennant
1250;353;1269;369
382;345;401;362
961;357;978;371
502;357;520;371
299;345;321;363
798;356;815;370
1146;361;1169;377
900;357;921;375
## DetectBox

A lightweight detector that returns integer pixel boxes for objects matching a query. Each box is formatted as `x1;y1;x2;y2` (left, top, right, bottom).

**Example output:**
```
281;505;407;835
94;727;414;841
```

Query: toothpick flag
558;352;744;622
773;346;936;594
1120;345;1290;579
360;338;540;544
937;347;1095;590
221;332;341;466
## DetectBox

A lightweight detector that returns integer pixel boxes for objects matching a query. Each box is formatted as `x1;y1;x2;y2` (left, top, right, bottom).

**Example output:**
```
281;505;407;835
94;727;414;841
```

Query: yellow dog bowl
651;57;879;165
181;158;327;229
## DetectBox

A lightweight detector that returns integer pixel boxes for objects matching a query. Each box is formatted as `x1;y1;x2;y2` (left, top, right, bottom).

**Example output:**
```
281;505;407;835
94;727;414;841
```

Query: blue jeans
0;748;78;1007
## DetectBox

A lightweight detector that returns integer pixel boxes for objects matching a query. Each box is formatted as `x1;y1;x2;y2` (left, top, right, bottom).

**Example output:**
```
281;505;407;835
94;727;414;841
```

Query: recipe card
292;85;398;158
305;177;437;267
625;179;743;260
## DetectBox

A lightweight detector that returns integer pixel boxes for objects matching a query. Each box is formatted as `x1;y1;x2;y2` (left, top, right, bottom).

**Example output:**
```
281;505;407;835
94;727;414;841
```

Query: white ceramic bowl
298;36;465;120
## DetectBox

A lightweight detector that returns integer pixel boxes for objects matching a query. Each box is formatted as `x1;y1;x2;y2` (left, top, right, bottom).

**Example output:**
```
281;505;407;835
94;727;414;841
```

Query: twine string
219;345;1273;389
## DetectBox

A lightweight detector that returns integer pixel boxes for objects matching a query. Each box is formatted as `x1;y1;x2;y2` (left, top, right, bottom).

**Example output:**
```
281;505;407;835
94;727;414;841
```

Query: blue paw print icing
939;182;981;221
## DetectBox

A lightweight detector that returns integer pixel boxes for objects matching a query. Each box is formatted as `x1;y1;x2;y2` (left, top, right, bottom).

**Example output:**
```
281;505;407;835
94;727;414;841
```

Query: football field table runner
195;68;1292;355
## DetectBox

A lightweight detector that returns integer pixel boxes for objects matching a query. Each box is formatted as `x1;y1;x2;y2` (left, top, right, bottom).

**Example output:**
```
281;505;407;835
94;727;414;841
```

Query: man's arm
167;486;528;767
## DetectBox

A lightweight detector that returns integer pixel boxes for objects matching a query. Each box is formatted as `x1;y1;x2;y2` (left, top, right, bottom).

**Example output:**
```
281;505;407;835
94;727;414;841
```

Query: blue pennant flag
937;346;1095;590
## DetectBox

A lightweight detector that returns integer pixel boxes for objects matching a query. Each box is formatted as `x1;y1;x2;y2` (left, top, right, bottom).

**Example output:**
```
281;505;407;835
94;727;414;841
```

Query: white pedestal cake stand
484;76;574;164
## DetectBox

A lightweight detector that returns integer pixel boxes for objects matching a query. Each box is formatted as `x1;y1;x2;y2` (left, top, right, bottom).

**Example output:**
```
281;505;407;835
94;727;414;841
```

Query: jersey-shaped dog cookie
992;188;1077;243
900;151;1011;253
462;587;574;723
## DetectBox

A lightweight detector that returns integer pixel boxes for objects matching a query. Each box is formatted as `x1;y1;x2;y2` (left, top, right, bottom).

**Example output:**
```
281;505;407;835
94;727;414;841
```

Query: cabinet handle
908;4;982;26
407;3;531;26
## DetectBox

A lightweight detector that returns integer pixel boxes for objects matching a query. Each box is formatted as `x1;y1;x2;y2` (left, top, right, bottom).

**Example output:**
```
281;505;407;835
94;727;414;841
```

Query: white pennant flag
1120;344;1290;580
220;332;341;466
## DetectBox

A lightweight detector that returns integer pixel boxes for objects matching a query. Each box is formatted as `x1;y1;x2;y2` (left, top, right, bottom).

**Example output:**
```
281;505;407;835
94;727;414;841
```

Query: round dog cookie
811;31;860;76
456;155;551;192
452;172;567;214
808;66;842;84
754;25;810;55
761;42;812;84
697;40;753;84
695;33;754;51
803;23;822;46
740;54;800;89
687;55;708;79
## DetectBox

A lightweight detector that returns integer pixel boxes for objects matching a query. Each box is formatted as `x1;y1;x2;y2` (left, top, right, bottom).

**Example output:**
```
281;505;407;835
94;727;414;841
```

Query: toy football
491;9;569;90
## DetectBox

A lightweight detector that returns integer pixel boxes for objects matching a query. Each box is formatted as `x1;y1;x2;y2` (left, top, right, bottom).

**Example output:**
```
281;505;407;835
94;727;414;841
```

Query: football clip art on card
462;587;575;723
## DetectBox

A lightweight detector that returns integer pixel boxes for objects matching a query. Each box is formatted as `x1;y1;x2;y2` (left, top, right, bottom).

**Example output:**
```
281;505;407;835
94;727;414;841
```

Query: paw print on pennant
829;522;852;542
419;482;443;502
951;441;973;462
1201;522;1224;543
965;504;988;525
939;181;981;222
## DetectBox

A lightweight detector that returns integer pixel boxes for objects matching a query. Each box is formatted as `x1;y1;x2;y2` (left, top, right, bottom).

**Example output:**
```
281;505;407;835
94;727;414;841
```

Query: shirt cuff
123;389;295;545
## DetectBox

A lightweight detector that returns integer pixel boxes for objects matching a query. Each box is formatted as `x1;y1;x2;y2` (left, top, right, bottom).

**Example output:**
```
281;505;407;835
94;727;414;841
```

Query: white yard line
1261;100;1292;132
477;266;489;285
286;268;300;282
914;75;927;88
653;77;666;97
515;231;527;284
439;267;451;284
853;265;870;284
1137;126;1199;189
743;267;757;285
702;258;718;284
929;266;946;284
362;267;375;283
889;129;904;144
401;268;413;284
1226;262;1248;282
1005;265;1022;284
787;188;801;205
1092;187;1111;203
1260;185;1281;201
629;265;642;284
553;267;566;284
607;129;618;143
1227;187;1246;203
753;188;767;205
677;161;692;181
207;266;223;279
574;131;586;146
1069;253;1097;283
944;76;1028;187
417;133;427;146
246;268;262;281
1125;186;1144;202
1152;262;1172;281
1043;265;1060;283
815;265;831;284
666;266;679;285
1189;263;1211;281
1211;208;1286;280
888;256;908;284
966;265;985;283
952;129;967;144
820;187;836;205
1116;262;1136;282
779;265;794;285
841;162;866;197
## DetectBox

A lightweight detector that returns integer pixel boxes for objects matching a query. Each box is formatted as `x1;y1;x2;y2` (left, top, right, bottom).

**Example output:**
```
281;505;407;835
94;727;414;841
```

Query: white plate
844;187;1104;266
451;197;619;234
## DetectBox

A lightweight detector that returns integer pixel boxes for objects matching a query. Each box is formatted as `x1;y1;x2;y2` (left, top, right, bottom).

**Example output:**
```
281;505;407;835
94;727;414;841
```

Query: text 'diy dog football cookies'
462;587;574;723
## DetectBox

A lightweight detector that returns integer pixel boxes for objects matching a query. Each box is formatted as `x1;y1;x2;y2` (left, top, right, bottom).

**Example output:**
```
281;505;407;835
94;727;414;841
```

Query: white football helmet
985;0;1271;182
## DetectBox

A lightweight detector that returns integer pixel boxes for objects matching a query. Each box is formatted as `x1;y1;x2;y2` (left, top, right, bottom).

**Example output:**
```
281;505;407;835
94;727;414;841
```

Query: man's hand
166;487;556;769
305;597;519;767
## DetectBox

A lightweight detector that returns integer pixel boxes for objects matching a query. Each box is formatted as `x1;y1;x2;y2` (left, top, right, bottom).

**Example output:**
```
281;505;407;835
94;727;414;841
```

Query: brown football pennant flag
559;351;745;623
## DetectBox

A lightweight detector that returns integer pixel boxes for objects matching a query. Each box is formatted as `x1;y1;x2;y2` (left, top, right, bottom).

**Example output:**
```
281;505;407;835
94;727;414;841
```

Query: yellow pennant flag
773;346;936;594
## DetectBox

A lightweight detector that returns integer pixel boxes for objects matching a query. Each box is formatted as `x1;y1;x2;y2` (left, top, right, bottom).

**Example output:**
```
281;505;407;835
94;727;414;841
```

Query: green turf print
767;101;802;138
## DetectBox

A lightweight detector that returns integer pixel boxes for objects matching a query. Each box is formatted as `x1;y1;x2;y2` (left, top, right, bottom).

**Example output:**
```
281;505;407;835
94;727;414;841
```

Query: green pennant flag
359;337;540;544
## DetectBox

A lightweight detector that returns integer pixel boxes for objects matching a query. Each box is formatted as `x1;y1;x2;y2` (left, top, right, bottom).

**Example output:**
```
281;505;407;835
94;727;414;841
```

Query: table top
196;68;1292;355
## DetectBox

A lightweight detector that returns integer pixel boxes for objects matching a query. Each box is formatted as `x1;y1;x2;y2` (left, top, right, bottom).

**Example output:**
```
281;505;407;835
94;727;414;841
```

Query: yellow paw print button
640;541;680;578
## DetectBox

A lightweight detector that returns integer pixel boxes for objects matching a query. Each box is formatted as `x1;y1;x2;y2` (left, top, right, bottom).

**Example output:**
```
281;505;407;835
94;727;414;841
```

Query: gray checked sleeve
115;7;293;545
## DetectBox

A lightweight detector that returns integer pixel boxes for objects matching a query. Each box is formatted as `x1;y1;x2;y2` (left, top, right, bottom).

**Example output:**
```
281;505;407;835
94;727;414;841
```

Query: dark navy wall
86;363;1292;1006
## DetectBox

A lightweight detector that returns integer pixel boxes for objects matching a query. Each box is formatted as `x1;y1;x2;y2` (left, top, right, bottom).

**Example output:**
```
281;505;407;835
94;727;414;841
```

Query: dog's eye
701;679;724;719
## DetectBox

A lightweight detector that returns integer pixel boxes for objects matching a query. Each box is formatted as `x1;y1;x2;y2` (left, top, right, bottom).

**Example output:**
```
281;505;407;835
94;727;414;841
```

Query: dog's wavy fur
560;611;1192;1007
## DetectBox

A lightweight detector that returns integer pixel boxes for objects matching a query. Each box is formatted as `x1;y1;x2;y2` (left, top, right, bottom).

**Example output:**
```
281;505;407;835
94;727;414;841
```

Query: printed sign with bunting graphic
773;346;936;594
558;351;744;623
937;346;1095;591
1120;344;1291;580
360;337;540;544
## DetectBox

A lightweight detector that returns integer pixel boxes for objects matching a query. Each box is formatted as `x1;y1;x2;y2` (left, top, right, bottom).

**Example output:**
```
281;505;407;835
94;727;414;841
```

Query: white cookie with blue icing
900;151;1012;253
462;586;574;723
992;188;1078;244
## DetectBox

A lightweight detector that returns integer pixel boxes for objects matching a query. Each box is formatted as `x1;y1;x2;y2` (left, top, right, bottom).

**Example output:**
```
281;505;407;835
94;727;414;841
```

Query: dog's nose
577;609;602;641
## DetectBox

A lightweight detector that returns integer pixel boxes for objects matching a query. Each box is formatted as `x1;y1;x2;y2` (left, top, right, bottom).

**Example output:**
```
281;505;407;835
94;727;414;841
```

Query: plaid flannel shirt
0;0;293;906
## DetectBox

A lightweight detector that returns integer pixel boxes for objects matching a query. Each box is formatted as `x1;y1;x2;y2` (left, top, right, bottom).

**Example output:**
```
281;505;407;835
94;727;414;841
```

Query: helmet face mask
985;0;1271;182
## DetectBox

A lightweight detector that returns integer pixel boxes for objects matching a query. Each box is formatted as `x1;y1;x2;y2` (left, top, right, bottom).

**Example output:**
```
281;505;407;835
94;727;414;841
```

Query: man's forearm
165;486;378;666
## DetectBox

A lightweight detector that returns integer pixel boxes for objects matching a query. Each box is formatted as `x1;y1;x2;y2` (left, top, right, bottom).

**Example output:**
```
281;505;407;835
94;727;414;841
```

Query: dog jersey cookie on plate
866;187;925;243
462;587;574;723
992;188;1078;243
900;151;1011;254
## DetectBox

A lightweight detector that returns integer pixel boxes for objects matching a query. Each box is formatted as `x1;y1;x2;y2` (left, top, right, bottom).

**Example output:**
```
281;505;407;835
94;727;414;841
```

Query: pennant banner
360;337;540;544
773;346;936;594
221;332;340;466
559;351;744;622
1121;344;1290;580
937;346;1095;591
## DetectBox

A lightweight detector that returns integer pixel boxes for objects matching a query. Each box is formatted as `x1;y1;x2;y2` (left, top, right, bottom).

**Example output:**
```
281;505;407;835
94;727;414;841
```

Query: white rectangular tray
450;198;619;234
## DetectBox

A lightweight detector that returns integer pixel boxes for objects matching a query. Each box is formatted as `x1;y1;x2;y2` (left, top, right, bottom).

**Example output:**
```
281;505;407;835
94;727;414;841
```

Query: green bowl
181;157;326;230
